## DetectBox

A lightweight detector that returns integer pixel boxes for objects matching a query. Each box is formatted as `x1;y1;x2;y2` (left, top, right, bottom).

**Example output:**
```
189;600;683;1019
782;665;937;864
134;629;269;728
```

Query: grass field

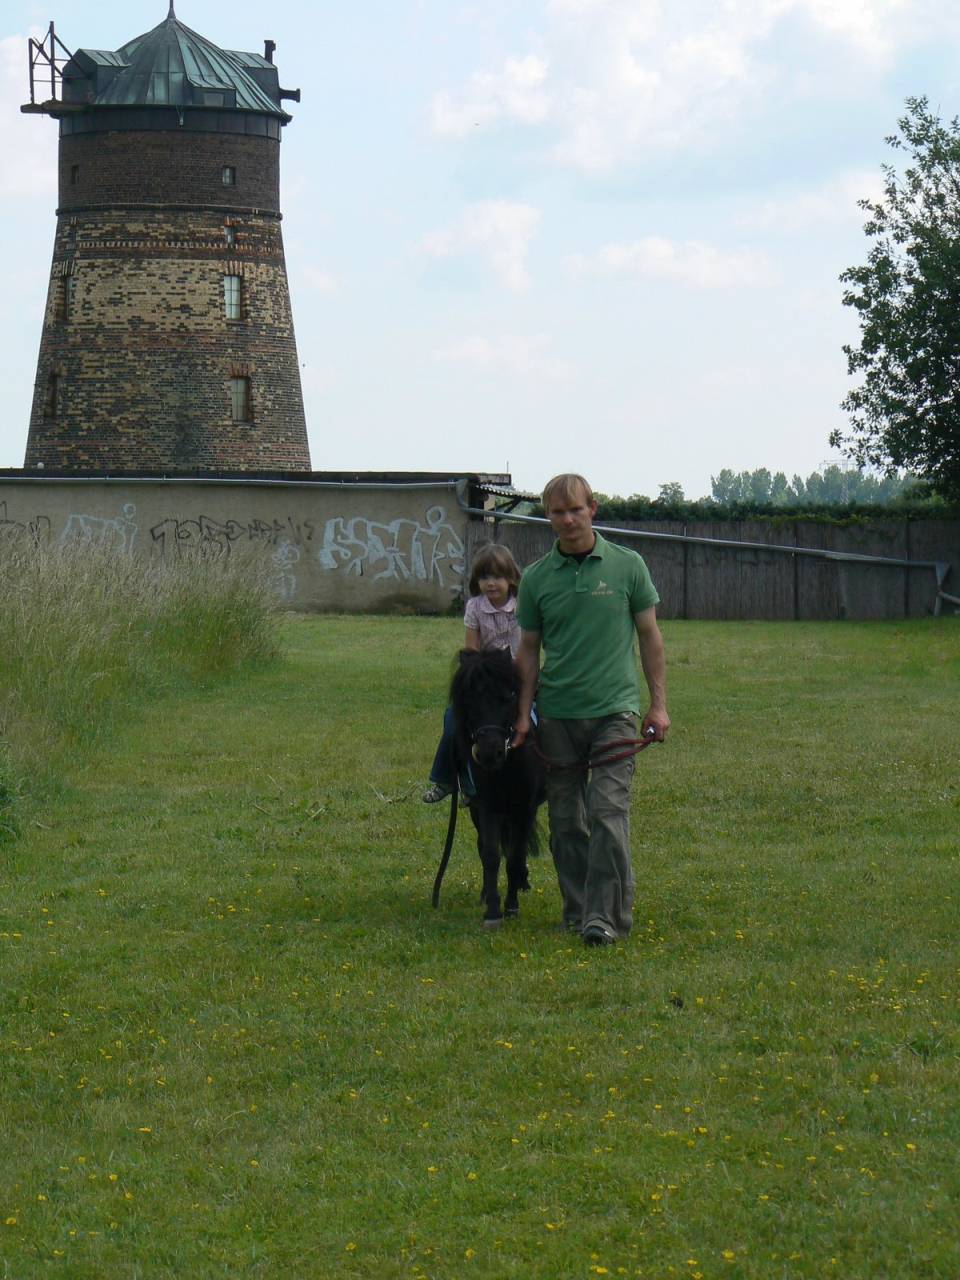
1;615;958;1279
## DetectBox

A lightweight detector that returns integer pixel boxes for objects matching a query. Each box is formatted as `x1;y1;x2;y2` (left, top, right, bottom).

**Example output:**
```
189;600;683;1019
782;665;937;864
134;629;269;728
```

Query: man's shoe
422;783;453;803
582;924;616;947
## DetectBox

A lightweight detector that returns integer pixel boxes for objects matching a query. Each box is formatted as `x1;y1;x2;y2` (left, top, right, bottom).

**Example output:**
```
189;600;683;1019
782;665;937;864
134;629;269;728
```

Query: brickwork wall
57;130;281;213
26;129;310;472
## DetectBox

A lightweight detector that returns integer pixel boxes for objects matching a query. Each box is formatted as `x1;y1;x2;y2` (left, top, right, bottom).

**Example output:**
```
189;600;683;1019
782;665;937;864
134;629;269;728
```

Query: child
422;543;522;803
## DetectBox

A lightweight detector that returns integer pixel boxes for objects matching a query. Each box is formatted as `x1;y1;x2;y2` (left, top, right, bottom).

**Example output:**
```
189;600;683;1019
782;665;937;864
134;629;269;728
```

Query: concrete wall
469;517;959;620
0;476;469;614
2;474;956;619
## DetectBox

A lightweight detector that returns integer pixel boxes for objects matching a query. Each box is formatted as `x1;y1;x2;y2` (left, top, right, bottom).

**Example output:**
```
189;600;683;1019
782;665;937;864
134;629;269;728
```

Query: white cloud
433;333;570;379
569;237;775;288
420;200;541;291
430;54;550;136
739;170;887;233
0;33;58;198
431;0;933;172
800;0;912;62
300;266;340;294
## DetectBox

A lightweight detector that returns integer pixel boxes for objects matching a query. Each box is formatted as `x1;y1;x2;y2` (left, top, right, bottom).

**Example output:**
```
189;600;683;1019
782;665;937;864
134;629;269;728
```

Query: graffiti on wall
316;506;465;590
0;501;51;545
0;497;466;601
59;503;138;555
149;514;315;561
267;539;301;603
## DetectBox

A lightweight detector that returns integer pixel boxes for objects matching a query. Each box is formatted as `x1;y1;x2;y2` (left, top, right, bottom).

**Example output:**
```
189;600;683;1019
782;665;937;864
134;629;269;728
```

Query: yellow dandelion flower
722;1249;735;1260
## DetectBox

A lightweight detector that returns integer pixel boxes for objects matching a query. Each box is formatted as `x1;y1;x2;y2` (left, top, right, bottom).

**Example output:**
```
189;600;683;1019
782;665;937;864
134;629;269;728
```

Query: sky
3;0;960;501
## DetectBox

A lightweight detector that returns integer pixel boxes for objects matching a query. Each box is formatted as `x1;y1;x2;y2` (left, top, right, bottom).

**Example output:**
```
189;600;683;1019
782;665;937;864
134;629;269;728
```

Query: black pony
448;647;546;927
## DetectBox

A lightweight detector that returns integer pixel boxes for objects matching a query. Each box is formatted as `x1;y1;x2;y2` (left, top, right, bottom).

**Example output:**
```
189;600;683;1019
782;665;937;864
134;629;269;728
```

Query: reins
431;787;460;909
532;728;658;772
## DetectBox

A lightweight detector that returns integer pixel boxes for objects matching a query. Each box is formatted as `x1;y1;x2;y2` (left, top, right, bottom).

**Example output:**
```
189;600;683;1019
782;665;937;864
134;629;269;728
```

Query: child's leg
423;706;457;801
429;705;456;785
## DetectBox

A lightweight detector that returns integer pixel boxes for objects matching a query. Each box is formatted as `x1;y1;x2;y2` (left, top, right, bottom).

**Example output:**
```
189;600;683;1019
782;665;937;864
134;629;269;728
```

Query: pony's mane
450;646;518;707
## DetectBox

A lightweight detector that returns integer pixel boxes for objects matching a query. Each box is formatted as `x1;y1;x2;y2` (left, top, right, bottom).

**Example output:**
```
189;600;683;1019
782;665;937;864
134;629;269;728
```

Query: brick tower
22;5;311;471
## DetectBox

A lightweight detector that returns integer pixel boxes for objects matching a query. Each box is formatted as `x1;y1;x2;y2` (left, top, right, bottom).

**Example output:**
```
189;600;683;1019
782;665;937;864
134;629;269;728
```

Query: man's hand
641;709;671;743
511;710;531;749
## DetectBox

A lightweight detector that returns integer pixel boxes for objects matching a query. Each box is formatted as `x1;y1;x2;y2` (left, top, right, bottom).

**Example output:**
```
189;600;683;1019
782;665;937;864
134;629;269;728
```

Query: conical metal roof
63;5;289;117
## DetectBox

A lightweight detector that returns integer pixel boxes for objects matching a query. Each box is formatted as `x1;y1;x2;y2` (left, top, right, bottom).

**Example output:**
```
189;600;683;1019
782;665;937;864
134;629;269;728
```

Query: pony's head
450;647;519;772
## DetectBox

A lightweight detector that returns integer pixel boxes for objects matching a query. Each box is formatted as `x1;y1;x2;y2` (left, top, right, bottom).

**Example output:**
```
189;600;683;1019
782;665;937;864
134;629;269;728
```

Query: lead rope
532;728;658;772
431;786;460;908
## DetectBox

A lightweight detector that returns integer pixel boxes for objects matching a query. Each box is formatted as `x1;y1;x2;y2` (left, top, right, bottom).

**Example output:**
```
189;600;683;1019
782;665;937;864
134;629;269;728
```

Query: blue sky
3;0;960;499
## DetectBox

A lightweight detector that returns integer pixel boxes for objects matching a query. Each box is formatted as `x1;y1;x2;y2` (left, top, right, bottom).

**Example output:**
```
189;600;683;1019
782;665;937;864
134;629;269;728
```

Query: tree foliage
585;466;939;523
709;465;916;507
833;97;960;500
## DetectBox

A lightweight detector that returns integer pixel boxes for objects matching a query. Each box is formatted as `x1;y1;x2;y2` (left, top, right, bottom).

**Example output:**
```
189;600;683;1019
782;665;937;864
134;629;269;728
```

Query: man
512;474;669;946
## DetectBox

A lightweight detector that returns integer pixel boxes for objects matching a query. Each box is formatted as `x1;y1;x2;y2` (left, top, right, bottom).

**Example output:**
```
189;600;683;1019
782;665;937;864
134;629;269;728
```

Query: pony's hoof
483;916;503;929
504;905;519;918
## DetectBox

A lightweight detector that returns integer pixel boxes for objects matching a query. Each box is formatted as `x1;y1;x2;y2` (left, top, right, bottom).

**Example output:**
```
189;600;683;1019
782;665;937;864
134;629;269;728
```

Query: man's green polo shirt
516;533;659;718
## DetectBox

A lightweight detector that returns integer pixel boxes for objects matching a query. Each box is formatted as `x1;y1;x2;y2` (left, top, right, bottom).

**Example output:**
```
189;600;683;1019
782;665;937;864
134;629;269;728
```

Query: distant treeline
577;467;957;522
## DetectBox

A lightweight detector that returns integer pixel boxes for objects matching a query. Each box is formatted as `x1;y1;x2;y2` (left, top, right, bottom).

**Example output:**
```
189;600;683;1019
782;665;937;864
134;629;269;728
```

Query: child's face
477;573;510;605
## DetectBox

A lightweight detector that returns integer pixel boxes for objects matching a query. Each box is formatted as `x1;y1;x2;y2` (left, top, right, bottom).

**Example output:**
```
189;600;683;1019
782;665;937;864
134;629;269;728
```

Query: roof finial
167;1;176;17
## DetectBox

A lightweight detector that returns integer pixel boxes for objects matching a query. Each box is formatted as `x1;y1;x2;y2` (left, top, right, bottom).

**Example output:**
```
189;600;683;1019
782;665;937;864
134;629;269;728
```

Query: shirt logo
591;579;614;597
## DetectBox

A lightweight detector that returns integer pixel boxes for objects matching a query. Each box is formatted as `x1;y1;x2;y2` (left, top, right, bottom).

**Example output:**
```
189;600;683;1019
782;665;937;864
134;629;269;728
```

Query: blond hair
542;473;594;511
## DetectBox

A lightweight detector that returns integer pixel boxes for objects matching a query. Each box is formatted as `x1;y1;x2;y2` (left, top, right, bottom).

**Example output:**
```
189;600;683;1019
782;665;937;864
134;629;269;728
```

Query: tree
770;471;790;504
748;467;772;505
710;469;740;504
656;481;686;505
833;97;960;501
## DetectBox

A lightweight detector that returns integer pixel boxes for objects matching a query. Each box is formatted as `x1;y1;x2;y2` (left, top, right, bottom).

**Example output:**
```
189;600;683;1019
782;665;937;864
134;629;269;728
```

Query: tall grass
0;543;279;826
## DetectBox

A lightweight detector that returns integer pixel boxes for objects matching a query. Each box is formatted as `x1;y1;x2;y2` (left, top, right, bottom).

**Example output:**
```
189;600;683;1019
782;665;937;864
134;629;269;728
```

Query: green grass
1;617;958;1278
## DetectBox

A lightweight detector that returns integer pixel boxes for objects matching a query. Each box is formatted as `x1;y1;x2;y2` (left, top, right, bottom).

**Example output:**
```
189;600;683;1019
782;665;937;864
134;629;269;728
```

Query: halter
471;723;513;744
470;723;513;762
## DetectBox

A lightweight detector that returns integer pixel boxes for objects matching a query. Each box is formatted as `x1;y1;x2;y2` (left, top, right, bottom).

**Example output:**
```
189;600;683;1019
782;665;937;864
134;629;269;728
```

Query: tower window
230;376;251;422
224;224;236;247
223;274;243;321
222;165;236;186
60;274;76;321
43;372;59;419
70;164;80;185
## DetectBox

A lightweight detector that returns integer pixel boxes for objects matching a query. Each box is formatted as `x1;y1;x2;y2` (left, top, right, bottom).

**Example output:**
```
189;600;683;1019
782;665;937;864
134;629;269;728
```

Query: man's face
546;487;597;552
